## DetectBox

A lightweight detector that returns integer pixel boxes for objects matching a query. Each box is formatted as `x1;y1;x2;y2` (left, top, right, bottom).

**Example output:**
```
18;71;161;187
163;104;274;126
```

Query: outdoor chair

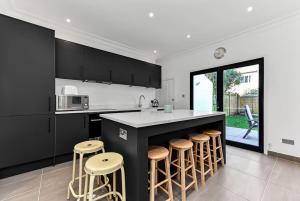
243;105;258;139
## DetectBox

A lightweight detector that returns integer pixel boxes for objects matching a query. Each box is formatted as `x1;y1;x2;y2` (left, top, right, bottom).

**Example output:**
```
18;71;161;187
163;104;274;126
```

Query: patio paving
226;127;259;146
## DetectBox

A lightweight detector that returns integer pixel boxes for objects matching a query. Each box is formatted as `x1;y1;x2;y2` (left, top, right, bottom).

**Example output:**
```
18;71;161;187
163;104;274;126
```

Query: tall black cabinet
0;15;55;169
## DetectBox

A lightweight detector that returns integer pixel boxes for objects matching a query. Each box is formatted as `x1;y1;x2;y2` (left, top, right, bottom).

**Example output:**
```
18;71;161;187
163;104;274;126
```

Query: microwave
56;95;89;111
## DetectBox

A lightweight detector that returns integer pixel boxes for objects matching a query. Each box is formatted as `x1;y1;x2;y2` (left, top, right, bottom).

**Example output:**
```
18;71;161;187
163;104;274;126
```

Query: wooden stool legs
206;141;214;177
218;135;225;167
148;146;173;201
169;140;198;201
205;130;225;171
211;135;225;171
150;160;155;201
165;156;173;201
211;137;218;171
193;139;214;185
199;143;205;185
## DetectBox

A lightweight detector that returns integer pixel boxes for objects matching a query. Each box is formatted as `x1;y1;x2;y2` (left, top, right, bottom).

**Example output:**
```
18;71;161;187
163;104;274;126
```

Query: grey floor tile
41;166;72;189
0;169;42;187
262;182;300;201
188;182;248;201
209;166;267;201
226;154;276;180
39;166;74;201
0;175;41;201
42;161;73;174
1;190;39;201
269;158;300;192
227;146;277;165
39;183;74;201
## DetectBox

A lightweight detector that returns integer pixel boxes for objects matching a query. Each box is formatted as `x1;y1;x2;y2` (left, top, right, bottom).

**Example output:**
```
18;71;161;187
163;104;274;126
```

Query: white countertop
100;109;225;128
55;106;163;114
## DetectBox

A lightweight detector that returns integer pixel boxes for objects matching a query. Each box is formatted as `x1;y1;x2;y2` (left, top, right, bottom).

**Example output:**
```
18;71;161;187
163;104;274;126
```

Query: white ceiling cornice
157;9;300;64
2;0;156;63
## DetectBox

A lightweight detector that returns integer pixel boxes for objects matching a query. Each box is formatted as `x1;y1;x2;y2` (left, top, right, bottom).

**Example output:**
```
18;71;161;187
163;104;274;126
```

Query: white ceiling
9;0;300;59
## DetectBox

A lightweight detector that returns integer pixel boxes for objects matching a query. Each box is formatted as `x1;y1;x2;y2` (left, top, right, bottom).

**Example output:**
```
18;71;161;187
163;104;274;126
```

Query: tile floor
0;146;300;201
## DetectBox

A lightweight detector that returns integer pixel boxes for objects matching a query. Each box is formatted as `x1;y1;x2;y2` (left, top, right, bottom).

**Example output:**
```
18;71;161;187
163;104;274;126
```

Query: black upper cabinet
55;39;84;80
0;14;55;116
55;39;162;88
149;64;162;88
132;60;151;87
55;114;89;156
111;54;134;85
83;47;112;83
0;115;54;169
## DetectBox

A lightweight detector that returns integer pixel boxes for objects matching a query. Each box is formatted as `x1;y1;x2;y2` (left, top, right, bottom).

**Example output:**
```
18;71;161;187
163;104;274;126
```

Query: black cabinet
110;54;134;85
55;114;89;156
0;115;54;169
55;39;84;80
0;14;55;116
149;64;162;88
55;39;162;88
132;60;151;87
83;46;112;83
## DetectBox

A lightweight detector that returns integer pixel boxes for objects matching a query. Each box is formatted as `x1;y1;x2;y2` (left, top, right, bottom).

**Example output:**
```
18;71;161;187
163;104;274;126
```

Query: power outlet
282;138;294;145
119;128;128;141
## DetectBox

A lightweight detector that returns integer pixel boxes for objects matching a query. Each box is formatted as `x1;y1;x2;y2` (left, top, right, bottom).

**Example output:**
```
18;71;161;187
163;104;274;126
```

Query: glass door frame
190;58;264;153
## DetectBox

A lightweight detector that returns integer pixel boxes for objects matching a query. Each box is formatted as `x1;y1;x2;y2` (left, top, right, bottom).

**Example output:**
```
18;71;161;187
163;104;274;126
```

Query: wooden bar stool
83;152;126;201
204;130;224;171
169;139;198;201
189;134;214;185
148;146;173;201
67;140;105;201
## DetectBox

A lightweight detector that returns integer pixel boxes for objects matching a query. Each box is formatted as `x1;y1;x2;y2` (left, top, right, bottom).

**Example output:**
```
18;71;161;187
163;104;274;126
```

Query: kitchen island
101;110;226;201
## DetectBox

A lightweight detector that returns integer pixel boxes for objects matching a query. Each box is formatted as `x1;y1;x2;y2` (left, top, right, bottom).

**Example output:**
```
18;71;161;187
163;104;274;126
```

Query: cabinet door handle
131;74;135;84
90;119;102;122
83;116;86;128
109;70;112;82
80;65;84;80
48;117;51;133
48;96;51;112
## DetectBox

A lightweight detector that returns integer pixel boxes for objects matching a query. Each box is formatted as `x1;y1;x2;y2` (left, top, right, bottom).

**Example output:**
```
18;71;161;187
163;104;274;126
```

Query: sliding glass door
190;58;264;153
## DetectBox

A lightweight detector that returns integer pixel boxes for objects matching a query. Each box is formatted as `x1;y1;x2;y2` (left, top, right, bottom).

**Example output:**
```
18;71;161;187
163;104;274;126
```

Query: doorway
157;78;175;107
190;58;264;153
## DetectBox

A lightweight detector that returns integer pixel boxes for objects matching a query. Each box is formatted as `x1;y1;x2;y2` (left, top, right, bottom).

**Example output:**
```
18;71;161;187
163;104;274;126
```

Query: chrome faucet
138;95;145;108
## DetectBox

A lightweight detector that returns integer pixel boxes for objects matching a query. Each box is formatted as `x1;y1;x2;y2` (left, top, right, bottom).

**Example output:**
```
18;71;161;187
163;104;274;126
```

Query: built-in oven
56;95;89;111
89;113;102;139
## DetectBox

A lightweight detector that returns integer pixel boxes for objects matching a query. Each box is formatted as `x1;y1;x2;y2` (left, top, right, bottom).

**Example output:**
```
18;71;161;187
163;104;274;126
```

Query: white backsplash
56;78;156;108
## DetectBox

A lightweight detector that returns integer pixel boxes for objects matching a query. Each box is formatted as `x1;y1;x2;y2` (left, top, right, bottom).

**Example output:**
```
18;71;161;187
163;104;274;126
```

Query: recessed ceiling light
247;6;253;12
153;50;158;54
66;18;71;23
186;34;191;39
148;12;154;18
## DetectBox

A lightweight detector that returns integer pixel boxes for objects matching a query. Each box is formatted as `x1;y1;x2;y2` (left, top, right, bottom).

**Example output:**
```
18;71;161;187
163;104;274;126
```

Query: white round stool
67;140;105;201
83;152;126;201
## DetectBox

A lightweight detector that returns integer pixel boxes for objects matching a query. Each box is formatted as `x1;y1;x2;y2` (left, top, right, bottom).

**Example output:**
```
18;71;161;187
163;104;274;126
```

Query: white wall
56;79;155;108
158;14;300;157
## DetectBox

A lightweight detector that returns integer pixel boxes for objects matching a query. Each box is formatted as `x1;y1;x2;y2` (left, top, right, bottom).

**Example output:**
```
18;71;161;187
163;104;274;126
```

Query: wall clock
214;47;226;59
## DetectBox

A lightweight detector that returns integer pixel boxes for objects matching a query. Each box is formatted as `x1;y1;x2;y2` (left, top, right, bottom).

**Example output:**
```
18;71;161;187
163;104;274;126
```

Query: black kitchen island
101;110;226;201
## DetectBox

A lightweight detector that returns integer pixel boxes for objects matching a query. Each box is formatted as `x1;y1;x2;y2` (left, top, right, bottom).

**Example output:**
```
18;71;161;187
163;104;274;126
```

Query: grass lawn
226;115;256;129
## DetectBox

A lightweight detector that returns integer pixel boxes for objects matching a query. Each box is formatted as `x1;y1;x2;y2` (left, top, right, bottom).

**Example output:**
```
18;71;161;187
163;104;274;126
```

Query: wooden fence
224;94;258;115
